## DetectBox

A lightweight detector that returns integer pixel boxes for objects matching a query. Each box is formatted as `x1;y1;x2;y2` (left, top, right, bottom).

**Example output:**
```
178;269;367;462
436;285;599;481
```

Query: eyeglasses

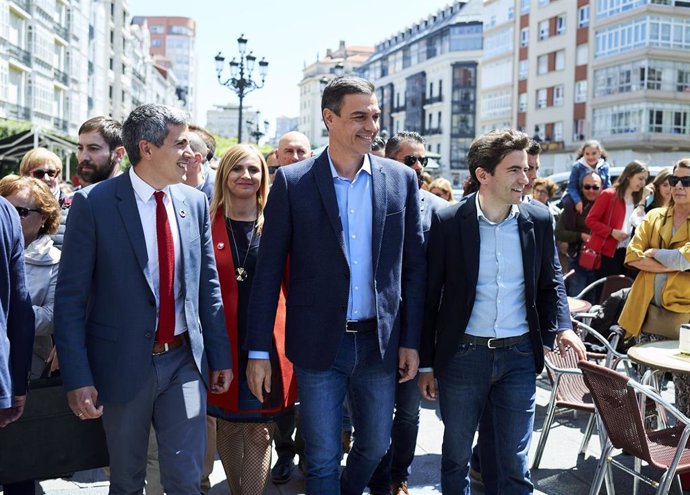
14;206;41;218
30;169;59;179
268;166;280;174
582;184;601;191
403;155;429;167
669;175;690;187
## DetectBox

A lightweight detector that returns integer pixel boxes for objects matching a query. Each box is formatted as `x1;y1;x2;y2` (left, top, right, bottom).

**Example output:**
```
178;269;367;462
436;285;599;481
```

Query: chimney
326;48;332;58
339;40;345;50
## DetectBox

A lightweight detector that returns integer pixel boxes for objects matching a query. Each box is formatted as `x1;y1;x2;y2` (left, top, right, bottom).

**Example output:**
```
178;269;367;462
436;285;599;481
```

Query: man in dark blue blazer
418;130;585;494
54;104;232;494
0;196;34;427
246;76;426;494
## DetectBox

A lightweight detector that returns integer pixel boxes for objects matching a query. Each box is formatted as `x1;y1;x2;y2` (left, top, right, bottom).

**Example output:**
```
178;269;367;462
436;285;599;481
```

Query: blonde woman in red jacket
585;160;649;279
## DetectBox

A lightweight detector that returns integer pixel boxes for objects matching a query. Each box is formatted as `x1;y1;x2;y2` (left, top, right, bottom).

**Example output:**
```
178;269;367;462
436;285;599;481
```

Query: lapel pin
179;209;187;218
216;242;225;250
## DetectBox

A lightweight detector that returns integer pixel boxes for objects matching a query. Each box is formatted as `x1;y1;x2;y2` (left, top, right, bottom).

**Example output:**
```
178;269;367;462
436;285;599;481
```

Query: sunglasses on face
268;166;280;174
31;169;59;179
669;175;690;187
403;155;429;167
583;184;601;191
14;206;41;218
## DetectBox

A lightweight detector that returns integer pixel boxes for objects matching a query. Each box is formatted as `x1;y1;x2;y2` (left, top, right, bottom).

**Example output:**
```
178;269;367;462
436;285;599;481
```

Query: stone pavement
2;373;684;494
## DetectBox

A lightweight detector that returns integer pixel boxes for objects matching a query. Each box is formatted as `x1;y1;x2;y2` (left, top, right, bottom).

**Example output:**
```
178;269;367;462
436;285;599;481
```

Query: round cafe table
567;296;592;315
628;340;690;376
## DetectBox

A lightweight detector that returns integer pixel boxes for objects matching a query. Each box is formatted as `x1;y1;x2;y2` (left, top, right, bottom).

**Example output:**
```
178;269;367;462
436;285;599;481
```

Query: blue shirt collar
327;148;372;180
475;192;520;225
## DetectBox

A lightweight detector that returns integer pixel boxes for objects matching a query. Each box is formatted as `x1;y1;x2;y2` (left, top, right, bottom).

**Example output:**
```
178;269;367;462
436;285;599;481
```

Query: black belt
345;319;377;333
461;333;530;349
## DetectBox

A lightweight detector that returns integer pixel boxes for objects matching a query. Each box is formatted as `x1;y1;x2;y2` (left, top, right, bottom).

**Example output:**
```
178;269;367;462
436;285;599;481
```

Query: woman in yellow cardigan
619;158;690;411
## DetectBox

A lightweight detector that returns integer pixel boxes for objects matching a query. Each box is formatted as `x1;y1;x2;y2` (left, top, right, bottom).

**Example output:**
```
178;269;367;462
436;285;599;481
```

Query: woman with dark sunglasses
556;171;603;296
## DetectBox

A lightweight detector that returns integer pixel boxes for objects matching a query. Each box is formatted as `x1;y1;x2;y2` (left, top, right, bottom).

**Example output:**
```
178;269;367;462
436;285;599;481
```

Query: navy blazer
246;151;426;372
421;193;566;374
0;197;34;407
54;173;231;403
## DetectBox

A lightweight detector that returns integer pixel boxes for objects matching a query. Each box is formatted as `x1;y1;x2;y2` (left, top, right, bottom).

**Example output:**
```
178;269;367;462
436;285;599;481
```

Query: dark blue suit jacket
421;193;567;374
54;173;231;403
247;151;426;372
0;197;34;408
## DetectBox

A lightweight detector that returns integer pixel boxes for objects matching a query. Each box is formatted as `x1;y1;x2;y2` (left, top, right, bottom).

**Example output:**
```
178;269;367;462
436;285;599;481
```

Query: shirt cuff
248;351;270;359
418;367;434;373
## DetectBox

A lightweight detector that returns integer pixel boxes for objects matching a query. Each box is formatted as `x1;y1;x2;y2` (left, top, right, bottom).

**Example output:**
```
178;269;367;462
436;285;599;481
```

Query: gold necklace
227;218;256;282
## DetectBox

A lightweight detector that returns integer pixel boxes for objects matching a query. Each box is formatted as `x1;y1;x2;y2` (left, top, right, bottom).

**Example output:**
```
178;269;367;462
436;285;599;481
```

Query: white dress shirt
129;168;186;336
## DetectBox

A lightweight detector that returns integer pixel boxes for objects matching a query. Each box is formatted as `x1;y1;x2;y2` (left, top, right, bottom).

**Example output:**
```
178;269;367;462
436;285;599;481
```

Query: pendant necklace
228;218;256;282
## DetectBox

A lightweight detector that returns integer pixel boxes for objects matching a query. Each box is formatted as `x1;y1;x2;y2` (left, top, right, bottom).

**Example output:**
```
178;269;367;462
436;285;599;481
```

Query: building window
554;85;564;106
534;124;546;141
539;0;549;6
578;6;589;28
576;44;588;65
649;110;664;133
536;88;547;109
554;122;563;141
673;111;689;134
575;80;588;102
537;55;548;75
678;69;690;92
556;15;566;35
520;0;530;14
519;60;529;80
539;20;549;41
520;28;529;47
555;50;565;71
519;92;527;112
508;6;514;20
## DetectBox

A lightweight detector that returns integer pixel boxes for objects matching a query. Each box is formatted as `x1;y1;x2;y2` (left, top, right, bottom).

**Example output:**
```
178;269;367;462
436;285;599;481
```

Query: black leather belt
153;333;187;355
461;333;530;349
345;319;377;333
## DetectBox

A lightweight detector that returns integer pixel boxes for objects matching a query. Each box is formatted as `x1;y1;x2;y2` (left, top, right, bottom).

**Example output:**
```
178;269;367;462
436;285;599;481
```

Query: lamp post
246;110;270;144
214;34;268;143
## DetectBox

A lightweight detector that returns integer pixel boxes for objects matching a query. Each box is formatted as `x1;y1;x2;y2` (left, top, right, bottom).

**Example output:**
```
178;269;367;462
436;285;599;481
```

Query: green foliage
0;119;31;140
211;134;272;158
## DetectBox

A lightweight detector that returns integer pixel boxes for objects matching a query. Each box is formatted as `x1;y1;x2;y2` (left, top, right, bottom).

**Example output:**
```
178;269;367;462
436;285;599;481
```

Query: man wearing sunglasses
0;196;34;429
366;131;447;495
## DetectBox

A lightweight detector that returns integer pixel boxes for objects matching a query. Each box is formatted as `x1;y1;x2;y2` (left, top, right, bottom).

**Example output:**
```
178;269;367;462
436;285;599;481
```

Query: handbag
0;352;109;484
640;303;690;339
578;245;601;271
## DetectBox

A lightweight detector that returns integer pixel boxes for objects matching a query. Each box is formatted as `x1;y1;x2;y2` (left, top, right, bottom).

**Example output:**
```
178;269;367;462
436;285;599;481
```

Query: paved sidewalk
3;373;684;494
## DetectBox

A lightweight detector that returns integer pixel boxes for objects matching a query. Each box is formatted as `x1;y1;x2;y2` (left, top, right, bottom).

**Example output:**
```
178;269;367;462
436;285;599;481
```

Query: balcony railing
425;127;443;135
392;105;406;113
53;117;68;133
54;22;69;41
54;68;69;85
8;44;31;66
10;0;29;12
132;68;145;82
8;104;31;121
426;94;443;104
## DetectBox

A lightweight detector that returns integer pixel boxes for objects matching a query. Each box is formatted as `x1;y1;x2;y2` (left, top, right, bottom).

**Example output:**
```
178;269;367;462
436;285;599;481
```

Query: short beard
78;159;117;185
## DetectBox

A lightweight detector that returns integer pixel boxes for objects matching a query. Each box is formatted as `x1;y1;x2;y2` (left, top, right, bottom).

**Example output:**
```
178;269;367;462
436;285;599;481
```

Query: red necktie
154;191;175;343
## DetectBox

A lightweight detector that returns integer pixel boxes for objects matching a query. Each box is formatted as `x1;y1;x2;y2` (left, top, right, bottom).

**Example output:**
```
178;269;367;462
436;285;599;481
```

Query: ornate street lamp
246;110;269;144
214;34;268;143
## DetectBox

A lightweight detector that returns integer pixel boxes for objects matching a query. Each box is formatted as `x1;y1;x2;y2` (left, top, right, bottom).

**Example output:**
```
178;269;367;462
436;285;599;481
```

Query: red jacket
207;210;297;414
584;188;627;258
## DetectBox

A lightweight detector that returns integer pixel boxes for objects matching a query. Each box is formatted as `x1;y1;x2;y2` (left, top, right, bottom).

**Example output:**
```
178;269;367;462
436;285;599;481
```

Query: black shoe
271;457;294;485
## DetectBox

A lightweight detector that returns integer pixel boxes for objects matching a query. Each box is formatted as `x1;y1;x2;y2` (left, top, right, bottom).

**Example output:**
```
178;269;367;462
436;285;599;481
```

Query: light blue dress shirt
328;151;376;320
465;194;529;338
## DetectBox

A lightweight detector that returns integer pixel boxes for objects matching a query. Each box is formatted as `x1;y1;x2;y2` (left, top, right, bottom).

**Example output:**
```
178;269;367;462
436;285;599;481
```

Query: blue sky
130;0;456;130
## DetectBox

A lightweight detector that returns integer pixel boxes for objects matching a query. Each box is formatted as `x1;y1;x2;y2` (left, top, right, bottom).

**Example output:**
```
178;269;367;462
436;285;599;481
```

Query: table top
628;340;690;374
567;297;592;314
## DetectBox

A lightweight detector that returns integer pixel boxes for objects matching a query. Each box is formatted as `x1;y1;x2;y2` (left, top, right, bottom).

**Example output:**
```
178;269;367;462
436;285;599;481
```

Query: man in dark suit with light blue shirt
54;104;232;494
0;196;34;428
418;129;585;494
246;76;426;495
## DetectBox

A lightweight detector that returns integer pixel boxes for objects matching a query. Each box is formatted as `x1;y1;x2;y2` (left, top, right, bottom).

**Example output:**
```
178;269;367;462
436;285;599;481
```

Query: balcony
8;104;31;121
10;0;29;12
54;22;69;41
392;105;406;113
8;44;31;67
54;68;69;85
425;127;443;135
426;94;443;104
132;68;145;82
53;117;68;133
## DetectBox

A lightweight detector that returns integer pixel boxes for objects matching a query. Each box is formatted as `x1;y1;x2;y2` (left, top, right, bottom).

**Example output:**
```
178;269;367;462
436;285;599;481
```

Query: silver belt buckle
153;342;171;356
346;321;357;333
487;338;498;349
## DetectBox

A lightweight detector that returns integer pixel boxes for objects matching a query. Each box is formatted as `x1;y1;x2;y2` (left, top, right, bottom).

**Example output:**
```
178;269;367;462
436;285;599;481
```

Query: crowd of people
0;74;688;495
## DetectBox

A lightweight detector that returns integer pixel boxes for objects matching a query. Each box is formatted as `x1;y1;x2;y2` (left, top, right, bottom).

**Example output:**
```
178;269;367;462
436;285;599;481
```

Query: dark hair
122;104;188;166
384;131;425;158
614;160;648;204
321;76;375;118
79;116;123;151
526;139;542;157
189;124;216;161
371;136;386;152
468;129;530;182
576;139;608;161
